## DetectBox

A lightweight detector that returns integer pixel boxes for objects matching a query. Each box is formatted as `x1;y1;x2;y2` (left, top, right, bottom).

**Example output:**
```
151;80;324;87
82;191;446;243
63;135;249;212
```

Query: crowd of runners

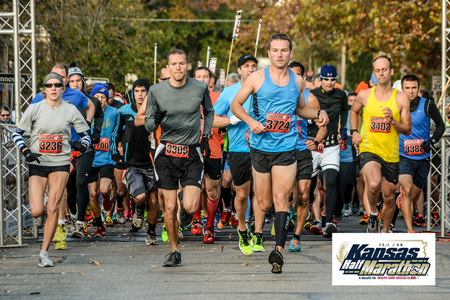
9;34;446;273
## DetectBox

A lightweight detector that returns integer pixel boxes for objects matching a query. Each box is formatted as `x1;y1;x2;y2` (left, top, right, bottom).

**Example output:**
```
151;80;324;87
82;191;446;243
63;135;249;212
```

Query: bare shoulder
244;69;265;92
357;88;371;105
308;92;320;109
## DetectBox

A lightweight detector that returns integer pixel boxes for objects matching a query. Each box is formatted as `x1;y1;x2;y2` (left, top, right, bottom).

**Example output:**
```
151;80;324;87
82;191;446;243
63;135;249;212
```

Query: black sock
96;217;103;227
137;204;145;211
293;234;300;240
147;222;156;233
116;194;124;209
274;211;289;249
221;187;232;208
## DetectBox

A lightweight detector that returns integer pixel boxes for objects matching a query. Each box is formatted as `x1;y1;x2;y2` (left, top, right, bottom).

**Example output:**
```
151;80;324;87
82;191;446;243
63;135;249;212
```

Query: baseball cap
238;54;258;68
320;64;337;79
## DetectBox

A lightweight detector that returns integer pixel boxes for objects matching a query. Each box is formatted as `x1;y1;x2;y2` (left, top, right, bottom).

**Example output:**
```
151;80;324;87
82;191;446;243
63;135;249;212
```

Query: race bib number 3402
165;143;189;158
266;113;291;133
39;134;63;153
370;117;391;133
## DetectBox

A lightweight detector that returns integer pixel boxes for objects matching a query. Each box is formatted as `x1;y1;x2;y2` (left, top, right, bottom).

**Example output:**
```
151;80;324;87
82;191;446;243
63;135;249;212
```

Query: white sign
332;233;435;286
198;61;203;67
432;76;442;92
232;10;242;39
220;69;225;85
209;58;217;74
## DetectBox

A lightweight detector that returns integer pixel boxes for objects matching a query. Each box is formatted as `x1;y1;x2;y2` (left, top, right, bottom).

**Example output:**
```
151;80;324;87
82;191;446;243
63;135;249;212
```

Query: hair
288;61;305;76
305;76;313;83
312;74;321;83
401;74;420;87
194;66;212;78
268;34;292;51
348;91;358;97
227;73;240;83
50;62;69;76
107;83;115;93
373;51;393;69
210;72;218;85
167;49;188;63
85;83;94;94
158;68;168;78
420;88;431;100
1;105;11;113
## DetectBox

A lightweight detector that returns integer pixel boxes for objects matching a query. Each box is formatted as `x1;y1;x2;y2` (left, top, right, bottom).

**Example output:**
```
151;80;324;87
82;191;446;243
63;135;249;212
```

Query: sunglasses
1;114;10;117
322;78;337;82
44;83;64;88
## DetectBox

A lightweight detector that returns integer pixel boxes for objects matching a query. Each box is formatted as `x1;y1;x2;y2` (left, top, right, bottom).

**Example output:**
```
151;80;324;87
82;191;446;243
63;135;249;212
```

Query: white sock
70;212;78;220
76;220;84;225
58;220;65;225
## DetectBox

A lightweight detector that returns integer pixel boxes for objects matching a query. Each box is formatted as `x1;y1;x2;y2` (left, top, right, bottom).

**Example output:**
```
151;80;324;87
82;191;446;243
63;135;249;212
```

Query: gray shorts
125;167;155;198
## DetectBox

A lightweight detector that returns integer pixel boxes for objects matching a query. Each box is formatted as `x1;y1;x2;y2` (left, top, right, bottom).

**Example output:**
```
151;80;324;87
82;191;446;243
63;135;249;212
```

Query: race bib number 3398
266;113;291;133
39;134;63;153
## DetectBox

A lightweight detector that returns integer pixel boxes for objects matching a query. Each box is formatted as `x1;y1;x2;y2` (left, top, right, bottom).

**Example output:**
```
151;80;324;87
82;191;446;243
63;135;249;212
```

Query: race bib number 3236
39;134;63;153
266;113;291;133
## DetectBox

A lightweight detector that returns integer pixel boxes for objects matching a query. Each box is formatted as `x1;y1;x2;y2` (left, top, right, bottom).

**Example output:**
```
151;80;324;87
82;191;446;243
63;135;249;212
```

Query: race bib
266;113;291;133
339;139;348;150
94;137;110;152
296;127;302;140
39;134;63;153
165;143;189;158
314;142;324;154
245;131;250;148
370;117;391;133
404;139;424;155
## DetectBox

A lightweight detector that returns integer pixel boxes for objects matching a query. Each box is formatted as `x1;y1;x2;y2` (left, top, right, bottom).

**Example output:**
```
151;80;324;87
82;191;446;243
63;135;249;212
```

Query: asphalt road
1;214;449;300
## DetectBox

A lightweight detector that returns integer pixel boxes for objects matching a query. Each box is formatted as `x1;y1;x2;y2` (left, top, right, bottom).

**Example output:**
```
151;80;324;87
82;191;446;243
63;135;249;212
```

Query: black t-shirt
110;99;124;110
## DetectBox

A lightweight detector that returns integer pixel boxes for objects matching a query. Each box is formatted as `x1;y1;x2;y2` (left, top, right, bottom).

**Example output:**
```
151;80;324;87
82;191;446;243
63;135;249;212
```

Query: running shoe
252;233;265;252
413;214;426;227
309;221;323;235
238;228;253;255
357;206;365;216
271;223;276;236
203;227;215;244
388;223;395;233
55;240;66;250
245;222;254;238
163;250;181;267
93;225;106;237
161;225;169;242
215;213;222;230
367;214;380;233
53;224;66;242
85;206;93;222
323;222;338;238
146;230;158;245
133;206;145;229
288;237;301;252
179;207;193;228
178;227;184;240
268;249;283;274
220;210;231;225
144;211;148;222
38;251;53;267
125;210;132;221
34;214;46;228
288;219;296;232
408;230;416;233
396;189;403;210
343;204;352;217
105;215;114;227
116;208;126;224
103;194;114;211
229;213;238;228
359;215;369;225
71;223;84;238
431;211;440;225
65;213;70;225
129;224;139;232
190;219;202;236
304;218;313;231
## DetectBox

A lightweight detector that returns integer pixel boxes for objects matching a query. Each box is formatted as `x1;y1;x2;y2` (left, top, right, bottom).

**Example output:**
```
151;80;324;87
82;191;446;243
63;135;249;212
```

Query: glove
229;115;241;125
340;127;348;140
421;140;432;153
154;110;167;125
200;136;211;159
70;141;87;153
112;153;124;162
91;130;101;144
23;149;41;164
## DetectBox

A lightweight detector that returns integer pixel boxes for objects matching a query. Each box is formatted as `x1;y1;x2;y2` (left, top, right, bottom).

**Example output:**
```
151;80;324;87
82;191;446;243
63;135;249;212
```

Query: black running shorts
228;152;252;186
360;152;399;184
114;161;126;170
399;156;430;189
296;149;313;181
250;148;296;174
204;158;222;180
87;164;115;183
29;164;70;178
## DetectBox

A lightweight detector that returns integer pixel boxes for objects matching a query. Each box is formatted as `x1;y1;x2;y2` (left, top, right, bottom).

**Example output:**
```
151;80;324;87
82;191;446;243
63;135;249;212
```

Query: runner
350;51;411;233
214;54;266;254
397;74;444;232
141;49;214;267
12;72;90;266
87;83;120;236
231;34;328;273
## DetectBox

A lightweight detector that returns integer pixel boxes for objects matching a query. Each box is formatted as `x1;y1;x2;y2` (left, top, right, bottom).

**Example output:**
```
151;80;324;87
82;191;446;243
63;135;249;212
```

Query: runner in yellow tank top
349;52;411;234
360;87;401;162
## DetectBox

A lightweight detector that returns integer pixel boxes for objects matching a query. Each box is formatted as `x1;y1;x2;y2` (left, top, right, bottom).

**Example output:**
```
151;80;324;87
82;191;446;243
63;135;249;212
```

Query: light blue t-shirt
91;105;119;167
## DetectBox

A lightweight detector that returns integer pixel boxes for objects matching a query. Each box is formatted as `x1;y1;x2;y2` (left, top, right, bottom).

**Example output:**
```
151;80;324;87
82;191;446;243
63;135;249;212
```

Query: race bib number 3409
370;117;391;133
39;134;63;153
266;113;291;133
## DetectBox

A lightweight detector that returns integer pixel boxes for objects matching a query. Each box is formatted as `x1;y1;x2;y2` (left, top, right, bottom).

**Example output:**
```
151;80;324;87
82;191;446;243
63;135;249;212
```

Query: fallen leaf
130;256;134;258
112;250;116;253
105;238;109;242
255;266;260;268
152;265;158;268
92;260;100;266
79;272;83;275
228;234;233;240
252;274;255;277
241;263;251;266
6;290;11;293
221;245;224;253
41;283;45;285
60;272;66;275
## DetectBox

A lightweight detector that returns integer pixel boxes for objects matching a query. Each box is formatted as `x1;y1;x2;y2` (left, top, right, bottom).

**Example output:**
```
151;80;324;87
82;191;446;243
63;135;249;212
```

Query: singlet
249;67;300;152
340;111;353;163
399;97;430;160
214;82;252;153
206;91;222;159
17;100;89;166
360;87;401;162
91;105;120;167
296;89;310;152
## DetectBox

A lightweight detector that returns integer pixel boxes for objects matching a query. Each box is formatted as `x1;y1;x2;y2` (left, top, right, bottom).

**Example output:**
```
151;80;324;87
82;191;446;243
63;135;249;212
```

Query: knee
206;188;219;201
258;202;270;213
134;193;146;205
183;201;197;214
299;192;309;208
367;180;381;194
99;187;110;197
46;202;58;215
77;174;89;188
31;207;45;218
165;201;178;215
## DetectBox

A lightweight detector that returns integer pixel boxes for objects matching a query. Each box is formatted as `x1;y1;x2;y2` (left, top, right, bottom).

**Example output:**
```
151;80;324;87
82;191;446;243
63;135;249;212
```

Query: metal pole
31;0;37;97
441;0;448;238
443;0;447;95
206;46;210;68
426;170;431;230
0;126;4;246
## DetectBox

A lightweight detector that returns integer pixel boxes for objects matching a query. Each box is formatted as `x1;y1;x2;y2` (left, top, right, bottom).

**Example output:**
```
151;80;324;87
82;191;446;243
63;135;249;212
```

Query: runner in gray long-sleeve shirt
141;49;214;267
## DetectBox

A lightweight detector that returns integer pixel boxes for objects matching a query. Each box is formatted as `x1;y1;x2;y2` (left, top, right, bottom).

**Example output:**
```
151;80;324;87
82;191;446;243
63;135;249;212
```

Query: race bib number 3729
266;113;291;133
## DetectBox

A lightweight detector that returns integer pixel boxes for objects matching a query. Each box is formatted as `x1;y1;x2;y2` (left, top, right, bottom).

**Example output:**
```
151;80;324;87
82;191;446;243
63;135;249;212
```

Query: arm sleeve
214;91;230;116
112;111;124;156
202;86;215;135
12;128;27;152
426;99;445;142
79;131;91;148
79;92;89;110
340;93;349;130
92;97;104;133
144;89;158;133
110;110;120;156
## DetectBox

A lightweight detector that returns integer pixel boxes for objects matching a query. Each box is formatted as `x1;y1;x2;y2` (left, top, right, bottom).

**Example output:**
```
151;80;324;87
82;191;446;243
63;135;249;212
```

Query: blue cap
370;73;377;85
90;83;109;100
320;64;337;78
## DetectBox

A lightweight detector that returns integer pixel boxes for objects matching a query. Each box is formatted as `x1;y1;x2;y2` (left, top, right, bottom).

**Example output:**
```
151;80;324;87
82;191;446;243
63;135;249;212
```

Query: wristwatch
350;129;358;135
202;133;212;140
317;110;321;118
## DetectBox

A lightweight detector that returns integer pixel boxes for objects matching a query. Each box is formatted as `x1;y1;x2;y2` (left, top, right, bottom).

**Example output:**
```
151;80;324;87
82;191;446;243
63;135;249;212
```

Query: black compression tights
324;169;339;223
334;162;355;218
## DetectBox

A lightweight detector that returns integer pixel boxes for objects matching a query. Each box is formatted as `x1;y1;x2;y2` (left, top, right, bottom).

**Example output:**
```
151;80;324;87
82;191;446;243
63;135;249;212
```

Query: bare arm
213;114;232;127
350;92;366;151
304;94;327;150
135;96;147;127
385;91;411;136
85;99;95;122
295;76;328;126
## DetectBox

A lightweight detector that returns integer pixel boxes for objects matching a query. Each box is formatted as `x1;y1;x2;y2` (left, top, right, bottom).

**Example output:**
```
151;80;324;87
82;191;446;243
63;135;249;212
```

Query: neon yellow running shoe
55;240;66;250
238;228;253;255
53;224;66;242
162;224;169;243
252;234;265;252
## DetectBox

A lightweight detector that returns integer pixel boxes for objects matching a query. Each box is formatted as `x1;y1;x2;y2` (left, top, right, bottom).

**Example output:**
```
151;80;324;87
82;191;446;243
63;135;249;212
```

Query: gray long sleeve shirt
145;77;214;146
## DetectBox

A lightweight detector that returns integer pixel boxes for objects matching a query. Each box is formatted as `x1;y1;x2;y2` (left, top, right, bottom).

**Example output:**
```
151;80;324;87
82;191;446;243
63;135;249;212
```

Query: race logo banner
332;233;435;286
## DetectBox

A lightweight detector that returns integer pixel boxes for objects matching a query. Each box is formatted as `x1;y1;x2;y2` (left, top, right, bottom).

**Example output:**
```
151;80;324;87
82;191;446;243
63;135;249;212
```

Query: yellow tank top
360;87;401;162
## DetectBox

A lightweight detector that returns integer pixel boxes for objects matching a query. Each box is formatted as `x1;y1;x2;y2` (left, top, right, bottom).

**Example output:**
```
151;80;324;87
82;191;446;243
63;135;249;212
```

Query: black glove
154;110;167;125
421;140;432;153
340;127;348;140
91;130;101;145
23;149;41;164
112;154;124;162
200;136;211;159
70;141;87;153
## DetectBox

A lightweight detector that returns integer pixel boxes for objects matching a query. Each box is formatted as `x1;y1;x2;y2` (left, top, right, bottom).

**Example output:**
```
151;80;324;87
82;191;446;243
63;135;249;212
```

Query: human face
108;89;115;104
68;75;83;91
304;81;314;91
348;95;357;107
133;86;147;106
159;68;171;82
194;69;210;84
51;67;68;86
289;66;303;77
313;78;322;88
373;58;393;85
321;77;336;92
208;78;216;93
44;78;64;101
238;60;257;81
0;110;11;123
167;53;188;82
94;93;108;110
402;80;420;101
268;39;292;69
